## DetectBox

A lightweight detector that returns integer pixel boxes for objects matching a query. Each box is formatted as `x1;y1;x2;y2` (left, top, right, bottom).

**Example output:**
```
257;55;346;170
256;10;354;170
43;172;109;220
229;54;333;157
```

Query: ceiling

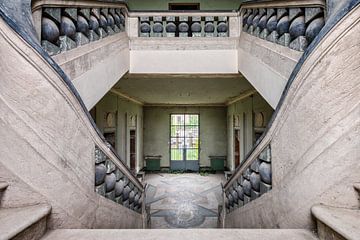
113;73;254;106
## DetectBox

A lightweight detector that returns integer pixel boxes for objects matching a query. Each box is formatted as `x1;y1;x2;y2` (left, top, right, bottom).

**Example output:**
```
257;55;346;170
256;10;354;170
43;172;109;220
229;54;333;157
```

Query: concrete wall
227;93;273;170
0;18;142;229
225;5;360;229
238;33;302;109
95;93;144;172
129;38;239;74
128;0;242;10
53;33;130;110
143;107;227;168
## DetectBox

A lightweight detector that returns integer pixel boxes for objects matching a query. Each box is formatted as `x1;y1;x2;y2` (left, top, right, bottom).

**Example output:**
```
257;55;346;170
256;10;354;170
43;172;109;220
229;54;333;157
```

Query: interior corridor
144;173;225;228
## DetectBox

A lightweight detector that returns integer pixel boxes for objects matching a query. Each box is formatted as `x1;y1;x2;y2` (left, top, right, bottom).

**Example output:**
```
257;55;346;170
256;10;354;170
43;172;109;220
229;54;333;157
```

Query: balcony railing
240;1;326;51
32;1;127;55
222;145;272;215
138;15;230;38
95;145;144;213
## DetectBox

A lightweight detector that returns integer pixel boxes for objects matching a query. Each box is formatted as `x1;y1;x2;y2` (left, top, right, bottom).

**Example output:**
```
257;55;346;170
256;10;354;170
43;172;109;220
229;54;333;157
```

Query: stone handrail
129;11;239;38
31;0;128;55
239;0;326;51
95;145;144;213
222;145;272;215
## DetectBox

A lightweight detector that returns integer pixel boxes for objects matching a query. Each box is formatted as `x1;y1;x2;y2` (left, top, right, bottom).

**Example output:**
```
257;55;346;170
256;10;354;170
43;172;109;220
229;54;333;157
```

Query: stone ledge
0;204;51;240
312;204;360;240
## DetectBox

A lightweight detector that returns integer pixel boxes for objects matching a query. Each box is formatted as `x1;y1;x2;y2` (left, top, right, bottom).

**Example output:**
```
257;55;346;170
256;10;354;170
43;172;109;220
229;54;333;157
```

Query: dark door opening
169;3;200;11
234;129;240;168
130;130;136;171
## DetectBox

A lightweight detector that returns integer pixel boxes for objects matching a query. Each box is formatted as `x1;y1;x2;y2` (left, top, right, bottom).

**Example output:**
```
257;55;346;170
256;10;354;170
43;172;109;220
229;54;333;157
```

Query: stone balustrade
242;5;325;51
95;146;143;213
139;16;229;37
40;6;126;55
223;145;272;214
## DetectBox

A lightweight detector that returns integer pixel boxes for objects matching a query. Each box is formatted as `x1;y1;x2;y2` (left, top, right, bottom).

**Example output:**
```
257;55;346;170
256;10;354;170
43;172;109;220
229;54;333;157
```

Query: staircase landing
43;229;317;240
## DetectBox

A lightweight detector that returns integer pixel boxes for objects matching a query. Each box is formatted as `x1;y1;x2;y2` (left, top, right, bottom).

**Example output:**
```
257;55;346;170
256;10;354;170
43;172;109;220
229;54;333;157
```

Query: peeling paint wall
143;106;227;168
95;93;144;172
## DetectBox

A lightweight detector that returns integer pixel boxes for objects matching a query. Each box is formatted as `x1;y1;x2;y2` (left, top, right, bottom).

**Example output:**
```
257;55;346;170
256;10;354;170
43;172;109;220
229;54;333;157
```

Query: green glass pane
171;138;184;148
186;149;198;161
171;149;183;161
185;126;199;138
171;126;185;137
185;114;199;125
171;114;184;125
185;138;199;148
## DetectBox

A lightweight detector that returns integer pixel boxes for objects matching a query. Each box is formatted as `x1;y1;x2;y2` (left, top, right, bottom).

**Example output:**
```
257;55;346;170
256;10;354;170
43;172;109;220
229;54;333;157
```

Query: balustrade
139;16;229;37
95;146;143;213
40;6;126;55
242;6;325;51
224;145;272;214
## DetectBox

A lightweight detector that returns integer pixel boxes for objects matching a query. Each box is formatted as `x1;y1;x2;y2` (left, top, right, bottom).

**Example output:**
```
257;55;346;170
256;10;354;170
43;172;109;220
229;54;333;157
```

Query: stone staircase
311;184;360;240
0;181;359;239
0;182;51;240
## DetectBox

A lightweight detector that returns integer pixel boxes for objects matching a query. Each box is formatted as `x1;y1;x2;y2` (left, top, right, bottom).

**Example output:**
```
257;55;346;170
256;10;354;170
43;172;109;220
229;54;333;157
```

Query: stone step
42;229;318;240
0;181;8;191
312;204;360;240
0;203;51;240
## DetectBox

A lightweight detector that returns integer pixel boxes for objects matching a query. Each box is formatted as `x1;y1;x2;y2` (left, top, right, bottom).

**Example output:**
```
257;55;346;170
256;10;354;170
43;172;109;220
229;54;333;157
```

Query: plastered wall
227;93;273;170
95;93;144;172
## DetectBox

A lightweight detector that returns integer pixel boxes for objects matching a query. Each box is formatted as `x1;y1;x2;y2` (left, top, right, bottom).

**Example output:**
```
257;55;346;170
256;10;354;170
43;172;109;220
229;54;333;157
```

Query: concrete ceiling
113;74;254;105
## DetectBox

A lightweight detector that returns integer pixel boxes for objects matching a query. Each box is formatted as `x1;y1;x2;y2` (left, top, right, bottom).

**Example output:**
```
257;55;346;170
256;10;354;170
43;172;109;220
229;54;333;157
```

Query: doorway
170;114;199;171
130;129;136;171
169;3;200;11
234;129;240;168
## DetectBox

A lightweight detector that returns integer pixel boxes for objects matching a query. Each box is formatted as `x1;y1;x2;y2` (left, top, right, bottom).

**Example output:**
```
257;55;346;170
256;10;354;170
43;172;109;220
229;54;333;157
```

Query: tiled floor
144;173;225;229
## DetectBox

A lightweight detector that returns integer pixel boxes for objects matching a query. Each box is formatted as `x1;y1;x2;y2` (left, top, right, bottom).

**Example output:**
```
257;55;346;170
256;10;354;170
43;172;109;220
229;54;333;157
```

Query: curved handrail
224;0;360;190
0;0;143;192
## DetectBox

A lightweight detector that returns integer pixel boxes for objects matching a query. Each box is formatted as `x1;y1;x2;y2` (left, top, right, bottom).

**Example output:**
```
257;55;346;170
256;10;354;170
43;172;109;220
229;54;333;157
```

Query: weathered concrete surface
143;107;227;167
130;38;239;74
0;18;142;229
53;33;130;110
42;229;318;240
238;33;302;108
225;4;360;229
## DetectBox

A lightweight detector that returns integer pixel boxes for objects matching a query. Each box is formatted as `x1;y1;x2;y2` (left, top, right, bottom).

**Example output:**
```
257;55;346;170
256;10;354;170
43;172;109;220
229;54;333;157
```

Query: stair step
0;203;51;240
312;204;360;240
0;182;8;191
42;229;317;240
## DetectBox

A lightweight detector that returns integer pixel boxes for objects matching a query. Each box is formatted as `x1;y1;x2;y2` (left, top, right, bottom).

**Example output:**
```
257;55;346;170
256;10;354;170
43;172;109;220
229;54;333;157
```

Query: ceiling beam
110;89;144;106
226;89;257;105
